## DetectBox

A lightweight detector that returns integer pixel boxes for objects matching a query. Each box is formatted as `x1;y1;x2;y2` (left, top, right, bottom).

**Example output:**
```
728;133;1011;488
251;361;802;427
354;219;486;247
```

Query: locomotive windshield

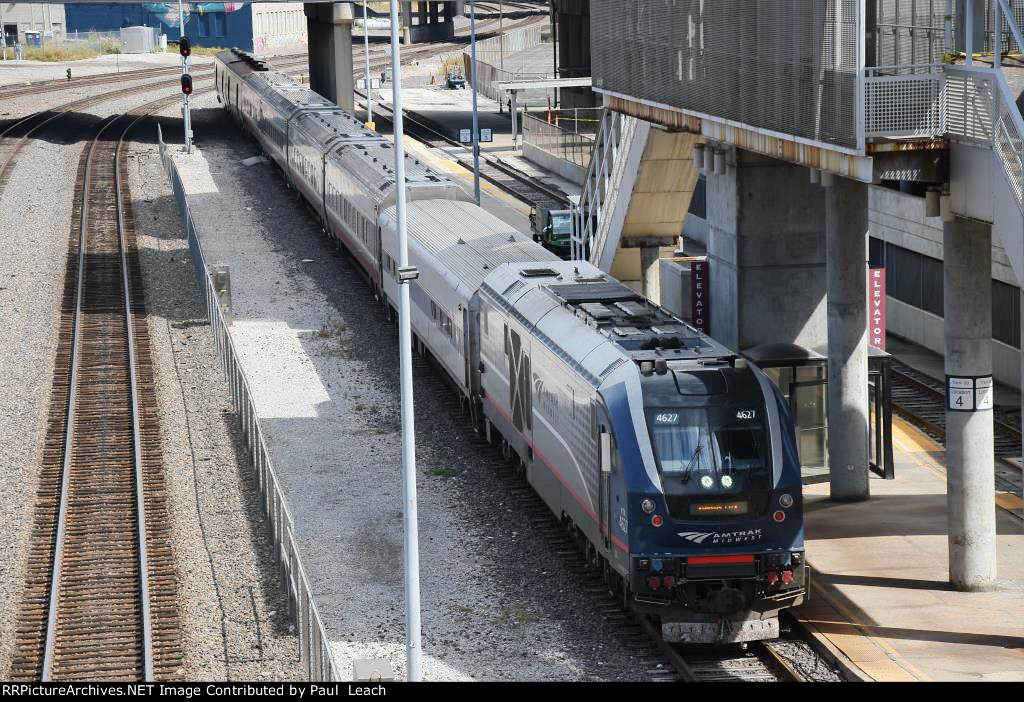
647;409;771;493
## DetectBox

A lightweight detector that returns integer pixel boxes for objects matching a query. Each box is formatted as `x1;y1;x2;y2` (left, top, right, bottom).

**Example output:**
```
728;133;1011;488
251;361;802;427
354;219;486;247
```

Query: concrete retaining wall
522;141;585;185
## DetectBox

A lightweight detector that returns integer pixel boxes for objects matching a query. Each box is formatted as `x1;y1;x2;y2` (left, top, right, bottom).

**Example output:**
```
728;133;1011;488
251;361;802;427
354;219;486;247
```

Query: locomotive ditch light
181;74;193;95
700;475;714;489
720;475;733;488
396;265;419;282
779;493;794;508
641;498;656;514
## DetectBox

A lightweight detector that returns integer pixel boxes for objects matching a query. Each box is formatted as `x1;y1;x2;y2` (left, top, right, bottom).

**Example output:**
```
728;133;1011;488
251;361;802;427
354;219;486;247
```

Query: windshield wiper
680;426;704;485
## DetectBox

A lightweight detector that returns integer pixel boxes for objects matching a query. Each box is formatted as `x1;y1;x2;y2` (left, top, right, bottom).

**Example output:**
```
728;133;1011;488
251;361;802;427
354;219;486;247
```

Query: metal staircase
569;110;650;267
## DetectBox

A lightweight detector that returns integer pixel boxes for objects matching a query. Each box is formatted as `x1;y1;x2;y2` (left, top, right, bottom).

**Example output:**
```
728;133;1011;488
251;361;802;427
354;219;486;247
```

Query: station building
63;2;307;54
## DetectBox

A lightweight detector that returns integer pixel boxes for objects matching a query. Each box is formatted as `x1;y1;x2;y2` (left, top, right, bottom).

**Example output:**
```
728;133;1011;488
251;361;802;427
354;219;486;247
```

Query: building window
871;237;1021;349
212;13;226;38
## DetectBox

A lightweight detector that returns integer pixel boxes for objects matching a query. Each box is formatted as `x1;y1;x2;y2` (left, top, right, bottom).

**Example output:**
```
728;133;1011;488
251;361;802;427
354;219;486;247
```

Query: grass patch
22;45;100;62
427;467;458;478
20;37;123;62
189;45;228;57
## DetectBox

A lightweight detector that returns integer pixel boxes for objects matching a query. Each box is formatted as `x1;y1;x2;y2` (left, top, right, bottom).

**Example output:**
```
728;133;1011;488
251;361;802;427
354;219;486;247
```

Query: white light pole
469;0;481;205
387;0;423;683
362;0;374;128
499;0;504;73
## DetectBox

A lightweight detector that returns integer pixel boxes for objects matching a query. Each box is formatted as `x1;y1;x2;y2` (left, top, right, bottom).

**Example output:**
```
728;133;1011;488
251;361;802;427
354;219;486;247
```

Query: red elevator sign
691;258;710;335
869;267;886;350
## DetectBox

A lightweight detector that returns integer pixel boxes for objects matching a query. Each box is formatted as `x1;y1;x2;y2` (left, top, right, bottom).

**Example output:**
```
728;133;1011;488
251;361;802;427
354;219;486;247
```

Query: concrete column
706;149;827;352
824;175;870;501
304;3;354;110
640;246;661;303
331;4;354;112
402;1;413;44
943;216;997;591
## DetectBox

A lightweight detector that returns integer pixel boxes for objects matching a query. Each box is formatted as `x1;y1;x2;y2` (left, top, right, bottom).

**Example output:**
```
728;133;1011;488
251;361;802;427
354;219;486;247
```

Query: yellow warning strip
808;580;934;681
891;416;1024;518
394;131;533;216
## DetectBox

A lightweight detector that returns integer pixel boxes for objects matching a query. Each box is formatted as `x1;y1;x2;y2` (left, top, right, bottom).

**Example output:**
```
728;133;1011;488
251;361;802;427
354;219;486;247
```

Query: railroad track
889;359;1024;496
640;615;804;682
0;66;225;199
362;95;570;213
9;94;183;682
0;51;317;100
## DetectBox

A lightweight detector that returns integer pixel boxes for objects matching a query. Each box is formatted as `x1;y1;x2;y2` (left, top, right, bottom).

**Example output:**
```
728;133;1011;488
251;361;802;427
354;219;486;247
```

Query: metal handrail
571;107;618;261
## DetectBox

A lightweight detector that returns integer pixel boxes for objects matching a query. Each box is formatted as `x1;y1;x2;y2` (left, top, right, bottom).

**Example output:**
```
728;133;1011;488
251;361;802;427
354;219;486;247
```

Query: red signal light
181;74;193;95
179;36;191;57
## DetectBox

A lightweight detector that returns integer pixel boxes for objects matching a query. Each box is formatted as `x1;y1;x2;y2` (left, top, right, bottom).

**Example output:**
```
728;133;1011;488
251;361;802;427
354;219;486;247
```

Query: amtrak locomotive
215;49;808;644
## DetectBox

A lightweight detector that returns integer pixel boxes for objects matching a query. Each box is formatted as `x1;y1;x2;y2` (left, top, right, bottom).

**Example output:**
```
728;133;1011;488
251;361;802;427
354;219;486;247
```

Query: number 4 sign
947;376;994;412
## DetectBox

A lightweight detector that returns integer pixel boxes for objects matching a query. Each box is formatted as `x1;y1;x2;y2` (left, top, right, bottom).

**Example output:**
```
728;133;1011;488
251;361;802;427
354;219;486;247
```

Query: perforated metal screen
590;0;862;149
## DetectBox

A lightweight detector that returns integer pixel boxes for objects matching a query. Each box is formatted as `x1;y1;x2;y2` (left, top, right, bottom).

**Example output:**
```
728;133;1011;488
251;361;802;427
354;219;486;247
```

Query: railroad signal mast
178;1;193;153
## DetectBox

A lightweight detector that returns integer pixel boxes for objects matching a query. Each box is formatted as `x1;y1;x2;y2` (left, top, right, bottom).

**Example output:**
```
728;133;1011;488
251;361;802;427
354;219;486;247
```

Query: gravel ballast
0;136;78;678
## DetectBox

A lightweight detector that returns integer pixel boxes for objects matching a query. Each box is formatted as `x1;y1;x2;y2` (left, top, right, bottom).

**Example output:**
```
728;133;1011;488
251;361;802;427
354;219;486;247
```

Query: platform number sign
947;376;993;412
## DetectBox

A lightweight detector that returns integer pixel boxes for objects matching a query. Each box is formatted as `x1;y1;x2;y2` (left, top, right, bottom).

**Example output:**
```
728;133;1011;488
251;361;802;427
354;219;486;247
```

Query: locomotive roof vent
519;267;560;279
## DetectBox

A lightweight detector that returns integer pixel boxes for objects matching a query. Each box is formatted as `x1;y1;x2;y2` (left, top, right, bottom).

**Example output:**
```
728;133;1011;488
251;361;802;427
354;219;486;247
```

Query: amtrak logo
679;529;763;545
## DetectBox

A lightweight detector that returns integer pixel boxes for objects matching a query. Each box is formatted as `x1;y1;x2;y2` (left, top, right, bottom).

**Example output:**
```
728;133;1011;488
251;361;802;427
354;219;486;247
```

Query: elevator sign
691;258;710;335
947;376;994;412
869;267;886;350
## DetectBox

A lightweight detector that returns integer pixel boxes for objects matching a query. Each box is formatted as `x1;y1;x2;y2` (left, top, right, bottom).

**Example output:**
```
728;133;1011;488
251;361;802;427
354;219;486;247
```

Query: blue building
64;3;306;52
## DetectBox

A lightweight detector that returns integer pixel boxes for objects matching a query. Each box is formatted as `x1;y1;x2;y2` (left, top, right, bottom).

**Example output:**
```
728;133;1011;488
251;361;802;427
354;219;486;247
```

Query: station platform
795;415;1024;681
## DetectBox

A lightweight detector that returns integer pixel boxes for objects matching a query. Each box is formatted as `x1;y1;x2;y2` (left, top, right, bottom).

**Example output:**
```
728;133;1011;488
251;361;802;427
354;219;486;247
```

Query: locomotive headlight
700;475;714;489
720;475;733;489
779;493;794;508
641;498;656;514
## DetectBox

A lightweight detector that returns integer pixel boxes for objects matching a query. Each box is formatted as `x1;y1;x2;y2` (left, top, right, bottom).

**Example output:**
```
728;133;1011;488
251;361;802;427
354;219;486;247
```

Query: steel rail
115;107;159;682
40;112;118;681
